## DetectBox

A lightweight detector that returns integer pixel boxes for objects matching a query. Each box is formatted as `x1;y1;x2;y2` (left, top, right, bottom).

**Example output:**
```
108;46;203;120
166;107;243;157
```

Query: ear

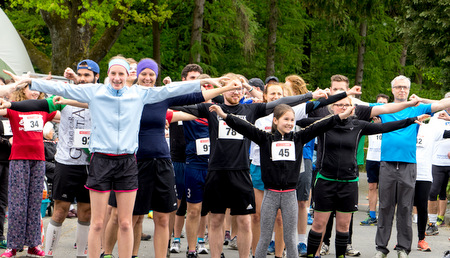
273;117;279;126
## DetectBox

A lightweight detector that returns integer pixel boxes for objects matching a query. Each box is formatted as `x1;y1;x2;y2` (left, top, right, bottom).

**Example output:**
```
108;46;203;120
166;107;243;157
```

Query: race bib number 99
73;129;91;148
22;115;44;131
195;137;210;155
218;121;243;140
271;141;295;161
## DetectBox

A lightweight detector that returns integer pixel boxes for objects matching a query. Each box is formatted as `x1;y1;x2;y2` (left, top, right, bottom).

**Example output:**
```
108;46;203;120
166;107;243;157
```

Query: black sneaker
186;251;198;258
425;222;439;236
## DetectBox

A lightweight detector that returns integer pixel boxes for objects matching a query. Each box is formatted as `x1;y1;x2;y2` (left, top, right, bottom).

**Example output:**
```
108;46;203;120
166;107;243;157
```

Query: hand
338;106;355;120
2;70;22;82
437;111;450;121
44;72;52;80
53;96;67;105
347;86;362;96
312;88;328;99
209;104;227;119
64;68;78;83
415;114;431;125
200;77;231;88
372;116;382;123
409;94;423;103
3;70;31;89
0;98;11;109
223;78;243;92
163;76;172;85
406;97;420;107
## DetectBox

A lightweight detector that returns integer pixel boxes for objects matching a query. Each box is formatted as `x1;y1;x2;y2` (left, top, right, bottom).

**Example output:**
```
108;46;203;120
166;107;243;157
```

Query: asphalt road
4;173;450;257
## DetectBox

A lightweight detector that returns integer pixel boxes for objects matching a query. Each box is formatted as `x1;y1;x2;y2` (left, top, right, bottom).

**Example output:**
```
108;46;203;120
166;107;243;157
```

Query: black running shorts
52;162;90;203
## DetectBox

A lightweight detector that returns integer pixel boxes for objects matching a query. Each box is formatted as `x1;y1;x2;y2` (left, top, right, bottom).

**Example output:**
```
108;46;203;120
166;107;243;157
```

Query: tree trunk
355;19;367;88
190;0;205;63
265;0;278;78
152;0;162;86
399;42;408;74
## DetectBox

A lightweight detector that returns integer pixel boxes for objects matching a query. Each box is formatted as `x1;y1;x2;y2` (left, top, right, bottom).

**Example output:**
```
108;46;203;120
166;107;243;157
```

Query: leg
45;200;71;256
0;163;8;241
132;215;144;256
115;191;137;258
153;211;171;258
335;212;352;257
255;190;279;258
368;182;378;216
251;188;264;255
209;213;225;258
76;202;91;257
103;207;119;255
274;211;284;258
307;212;332;256
87;190;110;258
280;191;298;258
25;161;46;248
236;214;252;258
186;202;202;252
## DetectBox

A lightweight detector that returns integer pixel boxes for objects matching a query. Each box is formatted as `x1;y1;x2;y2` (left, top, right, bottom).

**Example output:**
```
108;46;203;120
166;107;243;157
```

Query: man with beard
6;60;99;257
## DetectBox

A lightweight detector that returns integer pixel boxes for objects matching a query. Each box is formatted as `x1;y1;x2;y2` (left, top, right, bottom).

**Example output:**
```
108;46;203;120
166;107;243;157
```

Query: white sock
306;207;310;214
76;221;90;257
428;214;438;223
298;234;306;244
271;232;275;241
45;219;62;256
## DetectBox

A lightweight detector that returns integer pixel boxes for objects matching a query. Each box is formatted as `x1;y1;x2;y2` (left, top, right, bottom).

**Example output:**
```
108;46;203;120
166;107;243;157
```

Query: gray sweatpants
375;161;416;254
255;190;298;258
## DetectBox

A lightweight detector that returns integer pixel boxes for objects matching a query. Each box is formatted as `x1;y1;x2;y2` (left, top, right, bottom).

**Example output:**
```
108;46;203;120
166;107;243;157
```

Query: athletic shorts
173;161;186;200
109;158;177;214
85;153;138;192
52;162;90;203
429;165;450;200
296;159;312;202
249;164;264;191
185;166;208;203
203;170;255;215
366;160;380;183
313;178;358;213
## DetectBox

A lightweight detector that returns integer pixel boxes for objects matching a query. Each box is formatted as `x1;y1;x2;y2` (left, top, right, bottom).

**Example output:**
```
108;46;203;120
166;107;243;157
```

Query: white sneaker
397;249;408;258
197;241;209;254
170;240;181;253
346;244;361;256
372;251;387;258
228;236;238;250
320;243;329;256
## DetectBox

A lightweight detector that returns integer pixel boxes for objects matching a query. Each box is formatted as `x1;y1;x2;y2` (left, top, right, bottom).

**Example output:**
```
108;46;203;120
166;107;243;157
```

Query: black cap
265;76;279;84
248;78;264;91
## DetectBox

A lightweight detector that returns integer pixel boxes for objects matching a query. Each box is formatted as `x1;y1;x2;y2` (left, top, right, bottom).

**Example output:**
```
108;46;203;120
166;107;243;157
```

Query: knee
52;205;70;223
118;218;133;233
187;206;201;219
275;212;283;226
154;213;170;228
368;183;378;191
251;212;260;223
135;215;144;226
90;219;104;233
77;207;91;222
237;216;251;231
298;201;308;209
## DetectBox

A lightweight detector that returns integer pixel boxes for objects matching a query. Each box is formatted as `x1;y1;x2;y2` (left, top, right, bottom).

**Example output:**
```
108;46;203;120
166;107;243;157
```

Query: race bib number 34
22;115;44;131
218;121;243;140
271;141;295;161
73;129;91;148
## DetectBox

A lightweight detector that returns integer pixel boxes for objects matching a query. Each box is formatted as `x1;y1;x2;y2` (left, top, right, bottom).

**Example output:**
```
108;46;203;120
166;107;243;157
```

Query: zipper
117;91;120;154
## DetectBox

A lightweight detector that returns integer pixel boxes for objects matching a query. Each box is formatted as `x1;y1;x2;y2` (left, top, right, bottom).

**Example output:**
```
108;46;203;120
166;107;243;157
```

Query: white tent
0;8;34;79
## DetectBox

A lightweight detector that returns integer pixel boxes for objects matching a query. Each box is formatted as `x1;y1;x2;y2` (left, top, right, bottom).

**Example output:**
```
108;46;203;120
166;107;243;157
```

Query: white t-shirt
366;133;382;161
416;119;445;182
431;112;450;166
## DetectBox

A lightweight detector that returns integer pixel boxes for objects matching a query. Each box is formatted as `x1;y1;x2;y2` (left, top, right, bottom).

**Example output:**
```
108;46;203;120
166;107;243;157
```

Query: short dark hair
0;77;5;85
181;64;203;79
376;93;389;102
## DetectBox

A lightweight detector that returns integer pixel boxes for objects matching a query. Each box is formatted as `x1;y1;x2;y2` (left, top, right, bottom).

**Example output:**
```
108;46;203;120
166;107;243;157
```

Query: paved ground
3;173;450;257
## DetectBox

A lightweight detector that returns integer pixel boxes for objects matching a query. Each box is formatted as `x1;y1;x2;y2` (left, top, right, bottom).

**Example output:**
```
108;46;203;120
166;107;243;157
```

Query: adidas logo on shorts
246;204;253;210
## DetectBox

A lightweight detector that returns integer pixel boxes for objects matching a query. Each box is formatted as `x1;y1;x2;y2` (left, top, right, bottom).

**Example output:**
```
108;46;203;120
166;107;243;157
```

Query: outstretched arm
305;87;361;114
370;99;419;118
2;99;50;113
53;96;89;109
170;110;198;123
431;97;450;112
362;114;430;135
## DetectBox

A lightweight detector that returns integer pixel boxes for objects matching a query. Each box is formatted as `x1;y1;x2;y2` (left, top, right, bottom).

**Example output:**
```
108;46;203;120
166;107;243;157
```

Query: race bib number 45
271;141;295;161
73;129;91;148
22;115;44;131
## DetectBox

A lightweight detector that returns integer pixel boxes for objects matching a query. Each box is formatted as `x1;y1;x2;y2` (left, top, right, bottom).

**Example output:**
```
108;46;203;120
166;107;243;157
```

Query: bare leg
115;191;137;258
154;211;171;258
251;188;264;255
209;213;225;258
87;191;110;258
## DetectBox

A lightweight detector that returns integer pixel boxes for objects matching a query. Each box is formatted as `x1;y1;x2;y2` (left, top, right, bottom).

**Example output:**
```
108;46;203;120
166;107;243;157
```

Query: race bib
1;120;12;136
271;141;295;161
22;114;44;131
218;121;243;140
73;129;91;148
195;137;210;155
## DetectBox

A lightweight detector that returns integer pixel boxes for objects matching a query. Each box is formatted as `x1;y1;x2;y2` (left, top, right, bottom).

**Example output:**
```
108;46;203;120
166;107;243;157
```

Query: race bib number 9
22;115;44;131
195;137;210;155
218;121;243;140
271;141;295;161
73;129;91;148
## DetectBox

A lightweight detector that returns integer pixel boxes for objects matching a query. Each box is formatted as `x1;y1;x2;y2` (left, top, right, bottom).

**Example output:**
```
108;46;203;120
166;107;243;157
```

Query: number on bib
73;129;91;148
195;138;210;155
22;115;44;131
271;141;295;161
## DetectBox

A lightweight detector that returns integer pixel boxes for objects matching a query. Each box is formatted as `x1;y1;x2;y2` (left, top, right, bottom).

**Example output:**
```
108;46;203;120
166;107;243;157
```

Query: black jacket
224;114;342;190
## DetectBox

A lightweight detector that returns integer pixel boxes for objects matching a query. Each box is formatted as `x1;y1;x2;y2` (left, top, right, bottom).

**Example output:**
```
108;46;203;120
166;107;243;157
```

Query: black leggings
414;181;432;240
429;165;450;200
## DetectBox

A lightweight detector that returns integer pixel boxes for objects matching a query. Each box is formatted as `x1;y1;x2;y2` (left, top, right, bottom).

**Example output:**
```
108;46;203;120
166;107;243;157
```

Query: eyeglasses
392;85;409;90
333;104;352;108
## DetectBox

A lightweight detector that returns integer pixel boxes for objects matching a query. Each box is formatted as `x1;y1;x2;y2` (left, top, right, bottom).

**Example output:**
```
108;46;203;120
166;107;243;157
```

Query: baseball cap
77;59;100;74
265;76;279;84
248;78;264;91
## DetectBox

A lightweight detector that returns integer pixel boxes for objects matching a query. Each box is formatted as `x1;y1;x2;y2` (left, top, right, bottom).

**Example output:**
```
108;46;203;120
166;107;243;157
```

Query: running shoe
360;216;377;226
444;250;450;258
170;240;181;253
320;243;329;256
307;213;313;225
425;222;439;236
186;251;198;258
397;249;407;258
297;242;307;257
223;231;231;245
197;241;208;254
437;216;445;227
373;251;386;258
100;255;113;258
346;244;361;256
228;236;238;250
27;246;45;257
0;249;16;258
220;253;225;258
267;240;275;255
417;239;431;252
141;233;151;241
0;240;6;249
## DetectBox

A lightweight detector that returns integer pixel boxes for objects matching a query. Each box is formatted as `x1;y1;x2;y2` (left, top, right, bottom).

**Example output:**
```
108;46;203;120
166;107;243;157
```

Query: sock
298;234;306;244
307;230;322;256
335;231;349;258
76;220;90;257
369;211;376;219
438;215;444;221
197;237;204;243
428;214;438;223
413;213;417;222
45;219;62;256
271;232;275;241
174;237;181;242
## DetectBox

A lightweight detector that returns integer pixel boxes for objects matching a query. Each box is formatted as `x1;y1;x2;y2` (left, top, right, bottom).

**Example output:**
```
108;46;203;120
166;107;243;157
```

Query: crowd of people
0;56;449;258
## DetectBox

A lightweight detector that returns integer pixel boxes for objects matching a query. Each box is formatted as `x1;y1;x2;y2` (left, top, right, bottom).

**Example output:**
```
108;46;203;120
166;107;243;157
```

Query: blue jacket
31;80;201;154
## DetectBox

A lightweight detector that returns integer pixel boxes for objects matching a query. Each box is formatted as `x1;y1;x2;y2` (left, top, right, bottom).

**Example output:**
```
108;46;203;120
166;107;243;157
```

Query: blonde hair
12;85;45;102
109;54;128;63
285;75;308;95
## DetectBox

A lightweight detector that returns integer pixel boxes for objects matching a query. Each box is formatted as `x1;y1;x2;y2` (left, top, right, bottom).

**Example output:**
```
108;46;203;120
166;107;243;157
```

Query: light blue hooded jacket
31;80;201;154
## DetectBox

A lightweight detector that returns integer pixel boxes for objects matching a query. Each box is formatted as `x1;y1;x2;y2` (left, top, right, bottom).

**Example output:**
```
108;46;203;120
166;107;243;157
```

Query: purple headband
137;59;159;78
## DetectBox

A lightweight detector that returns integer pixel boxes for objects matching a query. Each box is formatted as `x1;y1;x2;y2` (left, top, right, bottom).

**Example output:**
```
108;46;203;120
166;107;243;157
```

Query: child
208;103;354;258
